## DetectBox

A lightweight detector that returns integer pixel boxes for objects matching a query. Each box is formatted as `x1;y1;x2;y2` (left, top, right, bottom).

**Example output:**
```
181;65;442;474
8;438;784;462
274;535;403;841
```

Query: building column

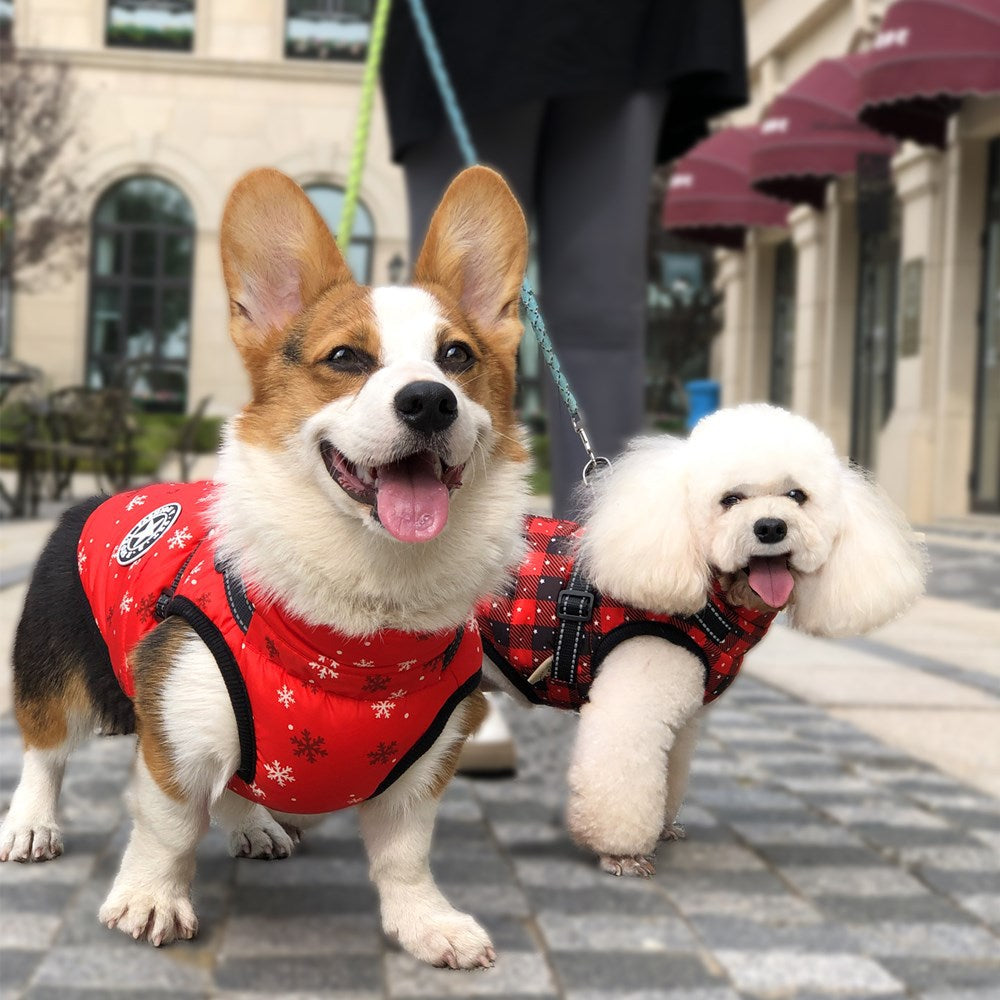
933;115;993;517
878;145;945;521
714;250;747;406
788;205;827;421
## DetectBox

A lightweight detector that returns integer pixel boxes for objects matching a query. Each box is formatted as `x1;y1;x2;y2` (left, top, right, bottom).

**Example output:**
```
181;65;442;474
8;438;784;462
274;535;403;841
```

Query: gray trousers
402;90;668;517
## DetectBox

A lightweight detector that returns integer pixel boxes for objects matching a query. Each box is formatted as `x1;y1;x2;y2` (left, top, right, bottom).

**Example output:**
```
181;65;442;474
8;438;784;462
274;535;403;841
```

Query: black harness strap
691;600;735;646
551;564;597;685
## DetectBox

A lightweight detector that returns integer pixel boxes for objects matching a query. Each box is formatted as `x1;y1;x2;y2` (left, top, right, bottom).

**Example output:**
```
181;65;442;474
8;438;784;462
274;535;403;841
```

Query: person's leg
402;101;544;262
537;89;669;517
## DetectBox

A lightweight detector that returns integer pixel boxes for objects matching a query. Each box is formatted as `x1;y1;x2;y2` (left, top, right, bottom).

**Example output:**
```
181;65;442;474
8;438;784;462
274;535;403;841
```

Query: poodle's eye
786;489;808;505
720;493;744;509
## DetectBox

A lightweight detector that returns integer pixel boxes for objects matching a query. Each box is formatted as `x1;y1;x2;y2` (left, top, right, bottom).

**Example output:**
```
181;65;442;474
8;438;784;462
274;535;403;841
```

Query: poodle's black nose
754;517;787;544
394;380;458;435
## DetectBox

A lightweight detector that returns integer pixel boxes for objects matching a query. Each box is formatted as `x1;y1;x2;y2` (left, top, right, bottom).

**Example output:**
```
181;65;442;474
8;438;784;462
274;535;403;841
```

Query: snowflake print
264;759;295;787
195;591;212;611
354;658;375;669
372;699;396;720
290;728;328;763
136;592;159;623
362;673;390;693
265;637;280;662
397;659;417;672
167;526;193;550
125;494;148;512
119;592;133;615
390;688;408;699
77;549;87;572
346;792;363;805
308;659;339;680
249;782;266;799
105;606;114;628
277;685;295;708
367;741;398;766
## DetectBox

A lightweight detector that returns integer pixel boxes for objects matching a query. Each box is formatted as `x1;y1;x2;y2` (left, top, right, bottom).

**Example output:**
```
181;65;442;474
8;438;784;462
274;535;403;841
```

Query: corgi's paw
99;886;198;947
659;822;686;842
0;820;63;862
392;907;496;970
227;810;295;860
600;853;656;878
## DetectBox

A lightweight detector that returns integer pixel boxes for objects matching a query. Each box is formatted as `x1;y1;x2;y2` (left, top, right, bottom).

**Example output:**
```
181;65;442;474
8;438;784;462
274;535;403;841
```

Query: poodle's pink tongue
376;453;449;543
748;556;794;608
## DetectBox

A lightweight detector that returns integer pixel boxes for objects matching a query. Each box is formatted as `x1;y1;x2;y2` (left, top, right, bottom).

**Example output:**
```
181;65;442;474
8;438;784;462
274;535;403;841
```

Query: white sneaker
457;692;517;775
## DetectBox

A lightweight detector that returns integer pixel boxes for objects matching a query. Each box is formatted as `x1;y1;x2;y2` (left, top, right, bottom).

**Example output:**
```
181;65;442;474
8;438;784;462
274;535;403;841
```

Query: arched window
87;176;194;413
304;184;374;283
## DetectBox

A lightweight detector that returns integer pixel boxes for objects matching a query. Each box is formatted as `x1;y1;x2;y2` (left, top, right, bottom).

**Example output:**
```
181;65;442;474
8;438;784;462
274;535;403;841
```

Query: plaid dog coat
77;481;483;814
476;516;776;711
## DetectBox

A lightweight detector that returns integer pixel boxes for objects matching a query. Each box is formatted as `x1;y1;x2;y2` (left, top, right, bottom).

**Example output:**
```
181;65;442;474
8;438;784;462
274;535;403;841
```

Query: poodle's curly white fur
502;404;928;877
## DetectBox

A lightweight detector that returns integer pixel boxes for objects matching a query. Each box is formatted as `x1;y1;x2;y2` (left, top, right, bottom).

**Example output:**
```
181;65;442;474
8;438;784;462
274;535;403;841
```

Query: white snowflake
276;685;295;708
264;759;295;787
397;659;417;672
77;549;87;571
390;688;408;699
308;659;339;680
372;699;396;720
346;792;363;805
119;593;133;614
354;658;375;669
188;560;204;578
249;782;266;799
167;526;193;550
125;494;148;511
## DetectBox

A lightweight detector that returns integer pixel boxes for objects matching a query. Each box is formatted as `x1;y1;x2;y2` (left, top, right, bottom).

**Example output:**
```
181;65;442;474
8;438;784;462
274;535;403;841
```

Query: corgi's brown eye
437;342;475;373
323;346;374;374
787;489;808;505
720;493;744;509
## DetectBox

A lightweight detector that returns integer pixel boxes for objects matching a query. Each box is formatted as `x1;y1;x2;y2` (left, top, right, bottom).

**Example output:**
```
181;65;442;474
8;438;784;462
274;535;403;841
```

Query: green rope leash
337;0;393;250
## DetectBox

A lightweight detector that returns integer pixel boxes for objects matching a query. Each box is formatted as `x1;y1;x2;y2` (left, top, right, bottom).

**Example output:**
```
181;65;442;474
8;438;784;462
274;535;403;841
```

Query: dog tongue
748;556;794;608
376;453;449;543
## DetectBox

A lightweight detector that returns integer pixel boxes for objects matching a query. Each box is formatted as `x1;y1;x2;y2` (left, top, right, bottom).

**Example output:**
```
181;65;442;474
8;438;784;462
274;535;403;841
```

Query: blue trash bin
684;379;720;432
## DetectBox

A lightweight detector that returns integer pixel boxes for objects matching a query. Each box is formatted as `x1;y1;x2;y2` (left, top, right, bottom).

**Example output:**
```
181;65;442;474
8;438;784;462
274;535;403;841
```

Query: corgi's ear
577;437;710;616
414;166;528;356
788;465;928;636
220;168;354;357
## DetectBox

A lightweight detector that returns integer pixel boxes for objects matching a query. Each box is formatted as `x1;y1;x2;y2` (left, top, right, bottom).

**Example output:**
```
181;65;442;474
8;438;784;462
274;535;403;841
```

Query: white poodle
479;404;928;876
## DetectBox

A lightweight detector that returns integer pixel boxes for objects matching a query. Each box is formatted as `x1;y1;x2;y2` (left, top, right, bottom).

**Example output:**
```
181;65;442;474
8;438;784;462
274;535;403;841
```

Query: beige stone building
4;0;407;417
667;0;1000;521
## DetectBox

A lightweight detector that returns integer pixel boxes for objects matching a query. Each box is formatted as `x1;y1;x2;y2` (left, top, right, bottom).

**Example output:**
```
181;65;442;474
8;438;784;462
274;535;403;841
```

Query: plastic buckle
556;587;594;623
154;591;172;621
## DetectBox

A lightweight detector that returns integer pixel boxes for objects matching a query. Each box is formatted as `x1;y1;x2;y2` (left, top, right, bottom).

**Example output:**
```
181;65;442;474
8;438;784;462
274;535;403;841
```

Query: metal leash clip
573;417;612;486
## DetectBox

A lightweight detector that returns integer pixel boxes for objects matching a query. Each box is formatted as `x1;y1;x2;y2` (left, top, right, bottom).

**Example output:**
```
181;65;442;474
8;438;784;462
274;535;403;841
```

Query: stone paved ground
1;519;999;998
2;673;1000;999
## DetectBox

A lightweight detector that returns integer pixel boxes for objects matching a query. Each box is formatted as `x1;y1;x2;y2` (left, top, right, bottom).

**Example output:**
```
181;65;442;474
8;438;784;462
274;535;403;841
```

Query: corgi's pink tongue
376;453;449;543
748;555;794;608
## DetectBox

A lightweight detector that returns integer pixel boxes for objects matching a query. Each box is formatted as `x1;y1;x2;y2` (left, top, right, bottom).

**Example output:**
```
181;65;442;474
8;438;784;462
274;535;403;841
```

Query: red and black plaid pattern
476;515;777;711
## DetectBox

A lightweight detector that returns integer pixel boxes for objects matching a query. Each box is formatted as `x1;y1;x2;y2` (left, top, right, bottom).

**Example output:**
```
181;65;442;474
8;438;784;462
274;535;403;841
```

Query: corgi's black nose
394;380;458;435
753;517;787;544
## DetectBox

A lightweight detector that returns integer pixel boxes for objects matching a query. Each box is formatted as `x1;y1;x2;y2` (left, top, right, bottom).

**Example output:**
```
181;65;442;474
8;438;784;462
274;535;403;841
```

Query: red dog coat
476;516;776;710
77;481;483;814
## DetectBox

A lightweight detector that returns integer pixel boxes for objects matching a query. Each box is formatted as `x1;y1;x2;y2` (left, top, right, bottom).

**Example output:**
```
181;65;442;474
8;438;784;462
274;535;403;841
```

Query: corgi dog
0;166;530;969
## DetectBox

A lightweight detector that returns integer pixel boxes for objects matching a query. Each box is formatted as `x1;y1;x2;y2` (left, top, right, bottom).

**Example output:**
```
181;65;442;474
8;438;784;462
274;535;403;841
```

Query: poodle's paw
99;885;198;947
600;853;656;878
227;813;295;860
391;906;496;969
0;820;63;862
659;822;686;842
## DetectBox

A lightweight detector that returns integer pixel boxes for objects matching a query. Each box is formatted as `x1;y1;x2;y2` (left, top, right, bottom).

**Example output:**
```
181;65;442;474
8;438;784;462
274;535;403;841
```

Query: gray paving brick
220;914;382;956
955;894;1000;927
779;865;931;898
535;913;698;953
548;951;723;992
668;890;824;924
816;895;982;925
689;915;859;952
215;954;381;993
715;949;903;994
33;943;211;992
880;958;1000;992
846;922;1000;959
0;948;43;992
385;951;555;996
0;913;61;950
564;990;741;1000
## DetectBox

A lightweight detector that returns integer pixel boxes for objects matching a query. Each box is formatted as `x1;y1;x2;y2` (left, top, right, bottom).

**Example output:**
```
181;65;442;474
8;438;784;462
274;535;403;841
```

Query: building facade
705;0;999;522
4;0;406;416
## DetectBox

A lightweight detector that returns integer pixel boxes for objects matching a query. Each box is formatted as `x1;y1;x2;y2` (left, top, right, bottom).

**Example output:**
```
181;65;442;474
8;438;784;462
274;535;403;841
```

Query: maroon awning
749;54;896;210
859;0;1000;148
661;127;788;250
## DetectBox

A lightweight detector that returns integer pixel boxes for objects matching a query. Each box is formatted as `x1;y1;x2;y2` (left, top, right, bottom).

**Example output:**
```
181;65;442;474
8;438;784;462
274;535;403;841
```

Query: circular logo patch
115;502;182;566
